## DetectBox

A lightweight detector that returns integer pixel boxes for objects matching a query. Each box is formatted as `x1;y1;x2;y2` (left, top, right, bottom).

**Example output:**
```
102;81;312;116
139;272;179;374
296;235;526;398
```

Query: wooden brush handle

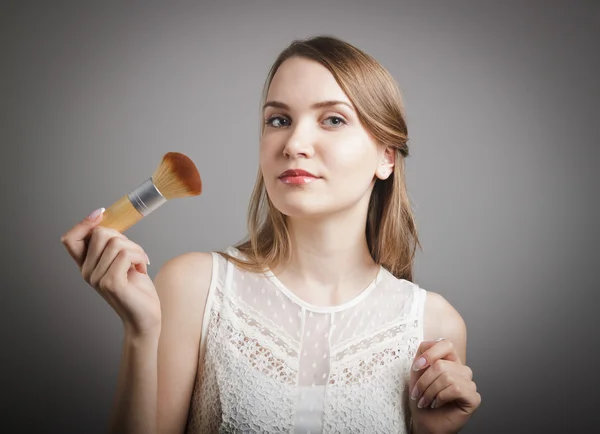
99;195;144;233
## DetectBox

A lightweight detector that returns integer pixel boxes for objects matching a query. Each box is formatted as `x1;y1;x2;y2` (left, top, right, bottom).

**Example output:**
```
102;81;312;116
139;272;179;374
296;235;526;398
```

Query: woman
61;36;481;433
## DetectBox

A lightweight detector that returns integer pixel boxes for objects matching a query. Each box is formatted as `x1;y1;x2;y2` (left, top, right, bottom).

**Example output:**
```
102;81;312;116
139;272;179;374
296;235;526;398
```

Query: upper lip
279;169;319;178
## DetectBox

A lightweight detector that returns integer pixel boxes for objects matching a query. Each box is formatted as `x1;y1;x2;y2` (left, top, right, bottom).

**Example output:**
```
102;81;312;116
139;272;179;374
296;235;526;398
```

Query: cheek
325;137;378;174
259;137;277;167
260;132;282;153
259;137;282;194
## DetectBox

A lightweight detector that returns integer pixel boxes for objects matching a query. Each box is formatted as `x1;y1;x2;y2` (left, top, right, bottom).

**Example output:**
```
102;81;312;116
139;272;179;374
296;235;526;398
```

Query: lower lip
279;176;319;185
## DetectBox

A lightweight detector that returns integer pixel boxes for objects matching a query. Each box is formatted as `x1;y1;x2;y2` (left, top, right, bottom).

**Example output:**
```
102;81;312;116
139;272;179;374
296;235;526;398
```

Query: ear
375;147;395;180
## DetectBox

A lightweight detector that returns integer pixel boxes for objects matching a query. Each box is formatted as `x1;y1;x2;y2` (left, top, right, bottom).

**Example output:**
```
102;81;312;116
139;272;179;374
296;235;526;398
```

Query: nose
282;122;315;159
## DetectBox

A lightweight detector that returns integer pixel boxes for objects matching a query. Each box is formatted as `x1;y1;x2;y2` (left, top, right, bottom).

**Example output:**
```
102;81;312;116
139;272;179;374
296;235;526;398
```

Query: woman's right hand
60;207;161;337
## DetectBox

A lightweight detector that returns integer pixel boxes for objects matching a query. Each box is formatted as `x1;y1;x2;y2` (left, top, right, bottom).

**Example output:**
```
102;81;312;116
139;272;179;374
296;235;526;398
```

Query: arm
108;328;160;434
408;291;480;434
422;291;467;363
107;252;214;434
155;252;215;434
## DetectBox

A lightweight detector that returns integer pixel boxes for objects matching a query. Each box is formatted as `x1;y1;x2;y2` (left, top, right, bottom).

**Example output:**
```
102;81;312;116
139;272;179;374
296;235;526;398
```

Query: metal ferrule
127;178;166;217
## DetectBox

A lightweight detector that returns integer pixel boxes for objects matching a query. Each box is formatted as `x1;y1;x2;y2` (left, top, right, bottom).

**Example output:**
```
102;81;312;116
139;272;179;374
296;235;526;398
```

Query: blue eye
323;116;347;127
265;116;290;128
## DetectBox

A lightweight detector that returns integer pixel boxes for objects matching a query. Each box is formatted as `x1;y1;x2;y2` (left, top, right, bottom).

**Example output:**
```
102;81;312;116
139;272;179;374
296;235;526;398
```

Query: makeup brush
98;152;202;233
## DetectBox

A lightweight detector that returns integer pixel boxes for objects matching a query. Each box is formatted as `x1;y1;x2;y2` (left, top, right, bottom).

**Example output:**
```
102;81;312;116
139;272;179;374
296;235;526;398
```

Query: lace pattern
185;249;426;434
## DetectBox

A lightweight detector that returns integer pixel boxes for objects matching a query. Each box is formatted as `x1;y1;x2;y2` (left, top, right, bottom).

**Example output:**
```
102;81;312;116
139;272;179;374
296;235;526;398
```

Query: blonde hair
219;35;421;281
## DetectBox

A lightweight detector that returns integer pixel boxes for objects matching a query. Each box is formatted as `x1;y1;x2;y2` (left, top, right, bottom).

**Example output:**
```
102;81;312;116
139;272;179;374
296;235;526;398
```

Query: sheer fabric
186;247;426;433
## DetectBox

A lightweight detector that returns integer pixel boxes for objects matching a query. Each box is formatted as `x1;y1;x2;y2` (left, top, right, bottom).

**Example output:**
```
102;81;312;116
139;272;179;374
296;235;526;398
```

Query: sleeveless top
185;247;427;434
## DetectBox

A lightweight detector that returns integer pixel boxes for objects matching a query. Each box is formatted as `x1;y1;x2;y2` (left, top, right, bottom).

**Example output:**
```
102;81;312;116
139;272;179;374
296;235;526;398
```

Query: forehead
266;57;351;106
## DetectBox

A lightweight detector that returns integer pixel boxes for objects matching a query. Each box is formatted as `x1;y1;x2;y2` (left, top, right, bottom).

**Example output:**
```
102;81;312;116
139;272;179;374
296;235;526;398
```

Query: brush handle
99;178;168;233
99;195;144;233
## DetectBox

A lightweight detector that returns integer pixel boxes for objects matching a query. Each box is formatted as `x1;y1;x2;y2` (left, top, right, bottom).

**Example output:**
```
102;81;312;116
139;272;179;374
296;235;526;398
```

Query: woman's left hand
408;338;481;434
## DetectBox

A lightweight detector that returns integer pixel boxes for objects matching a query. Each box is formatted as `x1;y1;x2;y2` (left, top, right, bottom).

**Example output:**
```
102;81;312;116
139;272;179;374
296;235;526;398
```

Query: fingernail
413;357;426;371
86;207;105;220
410;386;420;400
431;399;437;409
145;253;150;266
435;337;445;342
417;396;428;409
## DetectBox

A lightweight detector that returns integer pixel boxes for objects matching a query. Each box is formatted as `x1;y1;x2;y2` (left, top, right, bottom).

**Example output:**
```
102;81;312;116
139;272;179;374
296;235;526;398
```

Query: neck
273;200;380;303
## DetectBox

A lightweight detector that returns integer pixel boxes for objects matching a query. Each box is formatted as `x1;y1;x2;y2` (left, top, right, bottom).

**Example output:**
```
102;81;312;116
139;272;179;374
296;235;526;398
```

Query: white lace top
185;247;427;434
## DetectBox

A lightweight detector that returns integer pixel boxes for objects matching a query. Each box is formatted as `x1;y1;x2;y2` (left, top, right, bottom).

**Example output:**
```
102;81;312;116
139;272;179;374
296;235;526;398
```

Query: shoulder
422;290;467;362
159;251;215;273
154;251;215;292
152;252;217;432
153;252;216;327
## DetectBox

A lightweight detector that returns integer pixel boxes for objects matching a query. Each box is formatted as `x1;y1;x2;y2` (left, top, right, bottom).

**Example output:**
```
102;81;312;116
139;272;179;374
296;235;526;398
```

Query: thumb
408;339;439;391
60;207;105;266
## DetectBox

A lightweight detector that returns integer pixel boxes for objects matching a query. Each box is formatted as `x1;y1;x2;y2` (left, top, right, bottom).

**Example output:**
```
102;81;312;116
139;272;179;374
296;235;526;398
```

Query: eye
323;116;347;127
265;116;290;128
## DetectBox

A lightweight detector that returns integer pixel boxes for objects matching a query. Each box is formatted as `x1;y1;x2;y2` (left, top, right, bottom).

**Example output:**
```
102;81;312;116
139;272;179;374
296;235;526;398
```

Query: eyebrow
262;100;354;112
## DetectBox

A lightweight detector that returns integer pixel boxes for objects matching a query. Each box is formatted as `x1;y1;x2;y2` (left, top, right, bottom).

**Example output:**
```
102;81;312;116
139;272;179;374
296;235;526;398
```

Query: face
260;56;393;219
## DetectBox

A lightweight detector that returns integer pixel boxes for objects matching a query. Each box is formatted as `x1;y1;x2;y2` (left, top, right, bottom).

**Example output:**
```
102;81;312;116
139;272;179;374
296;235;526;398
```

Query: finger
414;360;464;409
462;364;473;382
412;338;460;373
81;226;128;284
60;208;105;266
430;380;480;413
415;340;439;358
408;338;446;390
409;359;451;404
89;237;148;289
98;248;148;297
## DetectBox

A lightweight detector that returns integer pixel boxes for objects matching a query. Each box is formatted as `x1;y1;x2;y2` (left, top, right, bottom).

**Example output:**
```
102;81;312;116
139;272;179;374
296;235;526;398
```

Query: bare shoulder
152;251;216;433
154;251;214;300
153;250;215;346
155;251;214;287
422;290;467;362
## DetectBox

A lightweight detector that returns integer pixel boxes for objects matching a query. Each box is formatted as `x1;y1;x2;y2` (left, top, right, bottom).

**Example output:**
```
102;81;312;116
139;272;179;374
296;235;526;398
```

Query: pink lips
278;169;320;185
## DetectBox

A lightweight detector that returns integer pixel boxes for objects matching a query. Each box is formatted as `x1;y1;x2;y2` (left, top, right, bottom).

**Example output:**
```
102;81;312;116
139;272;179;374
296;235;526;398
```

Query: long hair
218;35;421;281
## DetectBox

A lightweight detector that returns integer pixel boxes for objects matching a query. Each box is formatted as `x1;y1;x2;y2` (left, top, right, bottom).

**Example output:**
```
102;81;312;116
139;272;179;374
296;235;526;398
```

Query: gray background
2;0;598;433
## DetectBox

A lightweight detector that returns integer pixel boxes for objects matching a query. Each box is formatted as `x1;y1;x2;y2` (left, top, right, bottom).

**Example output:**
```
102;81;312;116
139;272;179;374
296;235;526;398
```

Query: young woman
61;36;481;434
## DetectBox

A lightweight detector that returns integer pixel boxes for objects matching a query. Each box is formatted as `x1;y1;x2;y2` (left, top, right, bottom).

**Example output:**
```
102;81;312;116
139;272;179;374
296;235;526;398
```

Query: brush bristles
152;152;202;200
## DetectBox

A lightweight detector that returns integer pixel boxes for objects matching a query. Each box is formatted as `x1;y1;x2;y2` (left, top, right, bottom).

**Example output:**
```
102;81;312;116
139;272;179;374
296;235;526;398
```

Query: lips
279;169;318;178
278;169;320;185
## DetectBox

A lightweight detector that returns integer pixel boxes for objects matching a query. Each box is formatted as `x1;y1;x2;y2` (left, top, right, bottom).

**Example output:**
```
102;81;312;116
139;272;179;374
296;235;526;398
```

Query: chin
269;193;334;219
